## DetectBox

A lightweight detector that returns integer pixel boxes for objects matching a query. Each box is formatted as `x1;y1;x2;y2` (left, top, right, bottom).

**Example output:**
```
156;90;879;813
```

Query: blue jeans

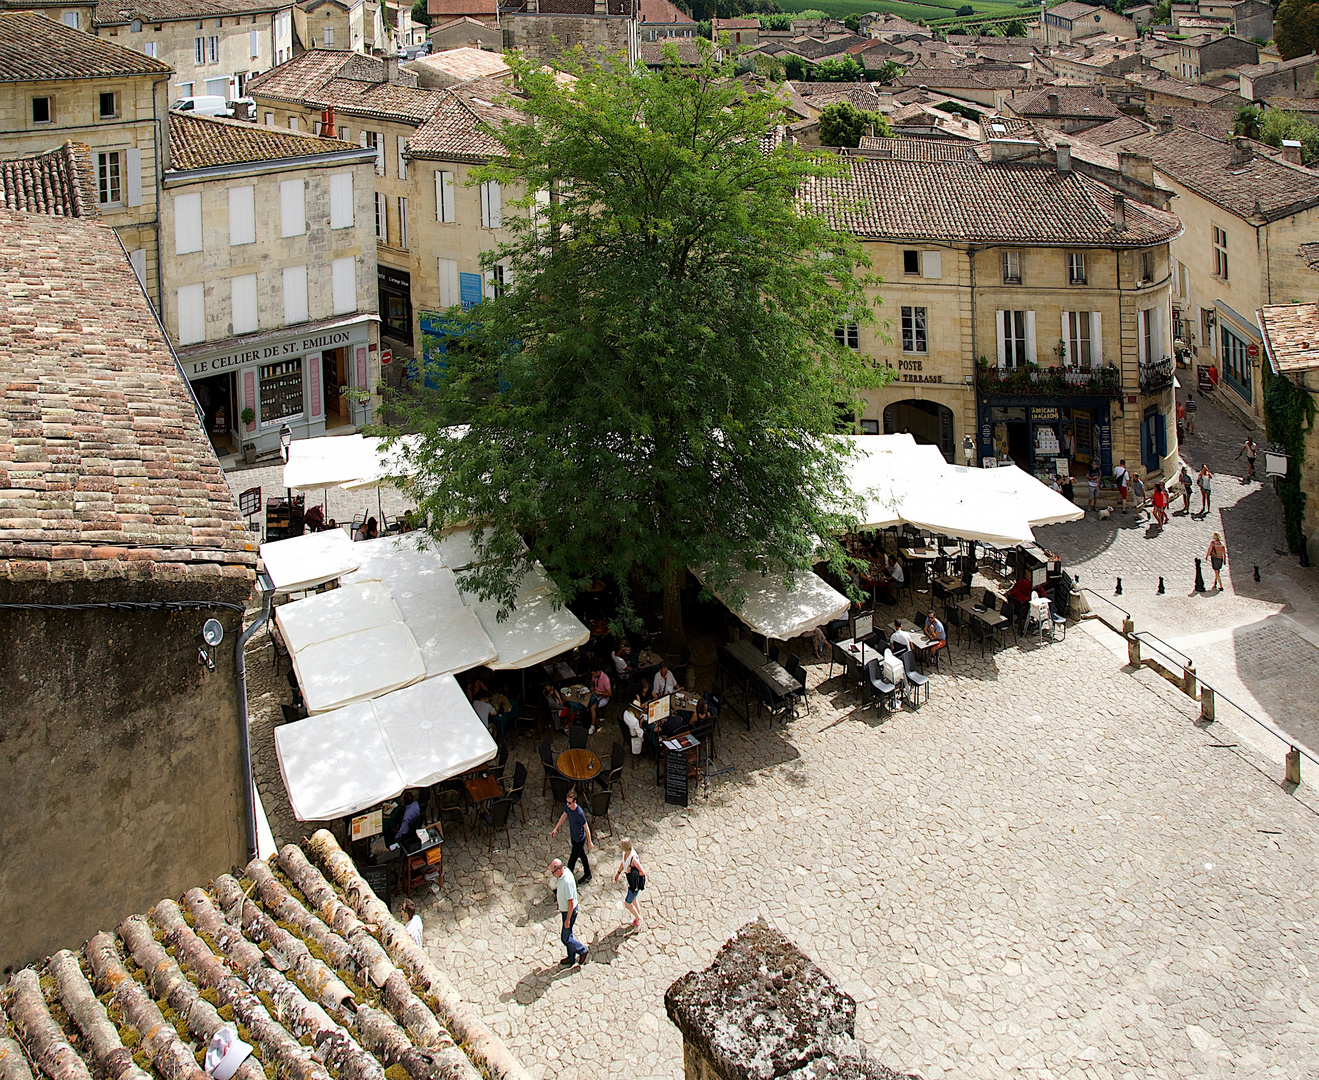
560;908;586;960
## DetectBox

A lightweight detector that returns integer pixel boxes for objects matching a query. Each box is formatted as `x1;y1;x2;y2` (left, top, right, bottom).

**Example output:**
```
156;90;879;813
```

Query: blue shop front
977;397;1113;479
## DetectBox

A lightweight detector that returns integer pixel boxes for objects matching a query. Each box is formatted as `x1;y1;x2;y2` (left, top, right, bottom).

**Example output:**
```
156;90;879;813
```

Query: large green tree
1261;107;1319;163
818;101;892;147
390;46;883;646
1275;0;1319;57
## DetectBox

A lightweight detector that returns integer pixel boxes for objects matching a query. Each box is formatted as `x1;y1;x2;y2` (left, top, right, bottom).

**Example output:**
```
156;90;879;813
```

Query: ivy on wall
1263;365;1317;553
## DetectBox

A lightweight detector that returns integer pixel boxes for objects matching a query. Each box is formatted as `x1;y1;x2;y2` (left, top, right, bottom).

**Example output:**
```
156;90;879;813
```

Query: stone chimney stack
384;52;400;83
1231;135;1253;164
1118;151;1154;186
1113;190;1126;231
1048;91;1060;113
1157;113;1174;133
1282;139;1303;165
1057;141;1072;171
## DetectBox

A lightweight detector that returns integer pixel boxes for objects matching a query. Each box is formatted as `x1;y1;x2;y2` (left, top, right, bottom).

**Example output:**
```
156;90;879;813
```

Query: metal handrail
1198;676;1319;769
1132;630;1192;671
1079;587;1129;631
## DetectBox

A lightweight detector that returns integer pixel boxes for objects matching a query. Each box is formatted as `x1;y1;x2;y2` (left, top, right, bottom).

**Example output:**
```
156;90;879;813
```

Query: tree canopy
810;55;866;81
1274;0;1319;57
409;0;432;27
389;47;884;644
1260;108;1319;163
818;101;893;147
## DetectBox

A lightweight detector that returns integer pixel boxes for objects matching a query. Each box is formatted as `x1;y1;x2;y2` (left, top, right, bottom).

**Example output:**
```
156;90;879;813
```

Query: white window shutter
533;187;550;233
128;248;146;288
283;264;308;325
438;258;458;307
174;192;202;254
1137;309;1148;364
280;178;305;237
397;135;407;180
483;267;494;300
376;192;387;244
125;147;142;207
921;251;941;279
359;130;368;147
329;172;353;228
1024;309;1037;364
1061;311;1071;365
1091;311;1102;365
176;282;205;344
995;310;1006;369
331;256;356;315
231;274;258;334
229;185;255;246
442;172;454;222
480;182;490;227
489;181;501;228
1152;305;1164;359
374;135;384;176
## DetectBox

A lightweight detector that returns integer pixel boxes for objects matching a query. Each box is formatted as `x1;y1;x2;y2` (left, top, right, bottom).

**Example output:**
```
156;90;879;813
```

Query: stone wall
0;575;252;973
502;13;633;61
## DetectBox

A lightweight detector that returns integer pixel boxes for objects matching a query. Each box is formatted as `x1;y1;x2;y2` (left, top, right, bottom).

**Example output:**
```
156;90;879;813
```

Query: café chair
600;742;625;799
279;703;303;725
538;738;558;795
901;649;930;707
588;788;614;836
569;725;589;750
436;790;466;842
500;761;527;823
786;657;809;716
479;798;513;852
864;658;897;716
549;773;575;818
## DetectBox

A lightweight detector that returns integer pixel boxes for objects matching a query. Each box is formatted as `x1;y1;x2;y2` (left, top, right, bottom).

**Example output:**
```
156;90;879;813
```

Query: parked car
170;95;233;117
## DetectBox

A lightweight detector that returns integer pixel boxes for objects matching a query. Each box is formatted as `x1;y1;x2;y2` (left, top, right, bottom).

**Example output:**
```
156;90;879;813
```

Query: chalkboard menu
665;747;688;806
361;863;392;907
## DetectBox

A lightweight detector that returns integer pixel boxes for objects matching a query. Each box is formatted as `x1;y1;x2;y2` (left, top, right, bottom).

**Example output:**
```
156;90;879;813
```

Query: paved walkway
223;460;414;535
1039;390;1319;765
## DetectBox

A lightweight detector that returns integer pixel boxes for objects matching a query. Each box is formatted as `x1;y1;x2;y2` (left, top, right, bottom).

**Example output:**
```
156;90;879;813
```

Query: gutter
235;573;275;862
162;145;377;186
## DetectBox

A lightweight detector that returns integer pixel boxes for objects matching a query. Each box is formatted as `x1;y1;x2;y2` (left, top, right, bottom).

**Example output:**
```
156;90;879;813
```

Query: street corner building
799;136;1185;485
0;829;531;1080
0;177;259;973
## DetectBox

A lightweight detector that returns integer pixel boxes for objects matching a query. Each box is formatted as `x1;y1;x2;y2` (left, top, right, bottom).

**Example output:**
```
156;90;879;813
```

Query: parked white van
170;96;233;117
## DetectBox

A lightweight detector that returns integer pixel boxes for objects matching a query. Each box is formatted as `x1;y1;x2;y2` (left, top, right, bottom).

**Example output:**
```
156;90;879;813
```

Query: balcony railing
1139;355;1175;395
977;364;1122;397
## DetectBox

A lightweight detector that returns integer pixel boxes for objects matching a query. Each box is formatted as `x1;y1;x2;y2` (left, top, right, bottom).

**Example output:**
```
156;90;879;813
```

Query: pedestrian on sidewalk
1133;474;1146;515
550;859;588;966
1238;435;1257;480
1206;532;1227;590
1152;482;1169;527
1176;399;1186;441
1114;460;1130;513
1185;392;1197;434
551;788;594;884
1087;462;1101;511
1197;464;1213;516
1178;464;1193;515
614;837;647;929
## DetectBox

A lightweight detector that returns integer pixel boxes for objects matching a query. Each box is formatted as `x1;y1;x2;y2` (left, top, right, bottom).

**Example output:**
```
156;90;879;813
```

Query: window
250;29;259;57
130;18;142;31
997;309;1032;368
1002;249;1020;283
32;97;51;124
260;359;304;424
396;135;408;181
485;263;507;300
1063;310;1096;366
1221;325;1252;402
288;116;299;131
97;151;121;205
902;249;920;275
283;265;308;324
231;274;258;334
835;323;859;349
1179;261;1189;299
901;306;927;353
174;191;202;252
331;257;356;315
195;37;205;64
435;170;455;222
921;251;941;279
280;179;305;237
99;92;117;119
1067;251;1086;285
329;172;353;228
438;257;459;307
61;10;78;27
144;42;157;57
229;185;255;246
397;196;409;248
375;192;387;243
324;27;334;45
205;77;229;97
178;82;193;98
361;131;383;176
176;283;205;344
264;111;274;125
1213;225;1228;279
1140;250;1153;284
480;180;501;228
208;35;219;63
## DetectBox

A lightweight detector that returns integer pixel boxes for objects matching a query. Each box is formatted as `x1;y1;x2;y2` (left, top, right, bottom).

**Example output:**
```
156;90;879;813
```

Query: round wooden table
557;749;601;783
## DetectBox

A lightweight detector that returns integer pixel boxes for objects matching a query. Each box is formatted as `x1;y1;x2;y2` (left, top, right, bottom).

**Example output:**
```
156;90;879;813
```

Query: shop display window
260;359;303;425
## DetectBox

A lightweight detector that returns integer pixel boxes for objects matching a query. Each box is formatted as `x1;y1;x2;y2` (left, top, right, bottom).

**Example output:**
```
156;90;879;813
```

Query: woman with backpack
614;837;647;929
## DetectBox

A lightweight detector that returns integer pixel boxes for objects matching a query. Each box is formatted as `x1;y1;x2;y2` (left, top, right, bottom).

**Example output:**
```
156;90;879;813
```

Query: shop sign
188;328;357;377
896;358;943;383
377;266;411;292
1099;424;1112;452
1030;407;1060;421
459;272;483;311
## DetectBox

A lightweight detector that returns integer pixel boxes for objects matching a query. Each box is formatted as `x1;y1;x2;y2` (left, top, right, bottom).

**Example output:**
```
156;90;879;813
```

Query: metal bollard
1200;684;1216;723
1157;576;1165;594
1125;618;1140;667
1286;746;1302;786
1182;662;1197;700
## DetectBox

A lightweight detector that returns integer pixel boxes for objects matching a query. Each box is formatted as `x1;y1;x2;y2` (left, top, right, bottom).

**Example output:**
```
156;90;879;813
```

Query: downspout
153;76;168;314
969;244;979;458
234;575;274;861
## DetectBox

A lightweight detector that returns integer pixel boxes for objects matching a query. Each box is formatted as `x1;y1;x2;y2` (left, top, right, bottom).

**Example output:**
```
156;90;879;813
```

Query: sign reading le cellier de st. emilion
189;329;355;377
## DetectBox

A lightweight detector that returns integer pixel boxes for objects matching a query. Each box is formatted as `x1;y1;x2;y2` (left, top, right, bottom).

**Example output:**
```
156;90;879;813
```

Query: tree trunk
660;563;685;655
0;1027;33;1080
47;950;151;1080
304;832;532;1080
84;933;206;1080
3;970;91;1080
116;917;266;1080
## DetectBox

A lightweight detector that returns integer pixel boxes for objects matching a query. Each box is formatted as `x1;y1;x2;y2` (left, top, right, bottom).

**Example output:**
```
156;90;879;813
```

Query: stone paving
1038;390;1319;765
223;459;415;535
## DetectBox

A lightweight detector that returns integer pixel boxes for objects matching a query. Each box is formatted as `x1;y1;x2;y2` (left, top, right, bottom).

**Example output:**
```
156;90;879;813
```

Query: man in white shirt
401;898;422;947
611;641;632;678
889;619;912;655
551;859;588;965
652;662;679;697
472;692;496;730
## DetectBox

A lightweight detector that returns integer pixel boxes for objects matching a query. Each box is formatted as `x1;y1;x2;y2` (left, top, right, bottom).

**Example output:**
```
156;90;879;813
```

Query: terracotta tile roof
427;0;497;15
1077;113;1152;144
0;831;530;1080
406;46;509;83
0;212;256;583
1147;104;1233;139
1259;302;1319;374
1009;85;1121;118
1299;242;1319;271
0;142;100;219
1115;128;1319;222
246;50;387;107
1146;80;1237;103
894;67;1032;90
981;115;1036;138
406;77;522;160
1050;1;1105;20
712;16;758;28
799;85;885;112
1239;53;1319;80
639;38;702;65
168;112;370;171
640;0;693;22
799;151;1182;247
857;136;973;162
93;0;288;23
0;10;171;79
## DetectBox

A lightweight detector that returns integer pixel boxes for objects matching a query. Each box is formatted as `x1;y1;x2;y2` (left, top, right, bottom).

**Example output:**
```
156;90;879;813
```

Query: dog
1098;507;1111;520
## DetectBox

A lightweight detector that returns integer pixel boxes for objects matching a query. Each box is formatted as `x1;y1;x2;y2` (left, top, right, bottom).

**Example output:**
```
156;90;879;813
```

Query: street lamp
279;424;292;464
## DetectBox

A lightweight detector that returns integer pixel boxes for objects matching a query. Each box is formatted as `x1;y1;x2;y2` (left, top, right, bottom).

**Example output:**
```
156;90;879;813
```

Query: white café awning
692;564;849;642
274;674;497;821
283;434;371;491
956;462;1085;527
260;529;360;593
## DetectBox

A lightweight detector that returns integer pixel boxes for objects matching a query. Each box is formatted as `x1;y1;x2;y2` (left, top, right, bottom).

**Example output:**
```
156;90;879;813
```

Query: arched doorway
883;399;956;462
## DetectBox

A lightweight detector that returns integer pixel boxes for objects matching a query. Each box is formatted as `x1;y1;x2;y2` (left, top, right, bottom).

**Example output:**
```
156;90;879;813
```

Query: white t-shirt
653;669;678;696
890;560;904;584
622;707;645;753
1114;465;1128;486
889;628;912;653
611;651;629;675
472;699;495;724
406;914;423;947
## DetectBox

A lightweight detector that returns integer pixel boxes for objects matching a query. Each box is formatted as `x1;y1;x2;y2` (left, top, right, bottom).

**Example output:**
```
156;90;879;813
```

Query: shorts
625;888;639;904
1118;485;1128;499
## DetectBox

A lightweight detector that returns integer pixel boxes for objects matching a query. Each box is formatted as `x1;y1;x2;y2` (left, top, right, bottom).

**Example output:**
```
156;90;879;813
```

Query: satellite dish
201;619;225;647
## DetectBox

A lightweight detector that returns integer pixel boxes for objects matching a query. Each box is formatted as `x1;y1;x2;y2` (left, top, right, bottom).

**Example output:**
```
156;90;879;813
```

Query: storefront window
260;359;304;424
1221;325;1252;403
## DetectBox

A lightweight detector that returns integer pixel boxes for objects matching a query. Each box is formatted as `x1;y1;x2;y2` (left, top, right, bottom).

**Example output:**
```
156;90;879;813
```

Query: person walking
1087;462;1101;511
1239;435;1257;480
1151;482;1168;527
1197;464;1213;517
1178;464;1193;515
613;838;647;929
1114;459;1130;513
551;788;593;884
1184;392;1197;434
1133;474;1146;516
550;859;588;966
1206;532;1227;590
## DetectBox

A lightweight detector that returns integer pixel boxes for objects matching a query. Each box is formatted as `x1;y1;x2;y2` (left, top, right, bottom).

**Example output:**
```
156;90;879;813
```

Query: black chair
569;725;589;750
982;589;997;610
969;614;994;657
785;658;809;716
279;703;303;725
538;738;557;796
943;600;967;648
588;787;613;836
599;742;625;798
479;798;513;852
437;790;466;841
549;773;574;818
864;658;896;715
500;761;527;823
270;625;291;672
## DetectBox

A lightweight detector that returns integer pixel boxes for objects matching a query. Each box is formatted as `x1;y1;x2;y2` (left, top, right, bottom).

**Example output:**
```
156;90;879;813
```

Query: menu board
648;695;671;723
664;746;689;806
351;809;383;841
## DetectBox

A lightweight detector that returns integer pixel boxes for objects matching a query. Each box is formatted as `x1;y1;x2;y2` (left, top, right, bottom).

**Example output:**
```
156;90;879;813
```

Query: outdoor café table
895;620;937;670
672;690;701;714
831;637;881;699
933;574;969;600
637;648;663;669
560;684;591;707
463;773;504;809
957;597;1008;650
557;749;602;783
720;640;800;725
899;546;941;562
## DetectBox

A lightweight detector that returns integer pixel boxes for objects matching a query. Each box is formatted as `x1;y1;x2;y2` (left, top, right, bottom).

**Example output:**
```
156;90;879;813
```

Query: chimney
321;105;336;138
1282;138;1303;164
385;53;400;83
1118;151;1154;186
917;84;929;101
1113;190;1126;231
1230;135;1253;164
1157;113;1174;133
1048;92;1060;113
1057;141;1072;171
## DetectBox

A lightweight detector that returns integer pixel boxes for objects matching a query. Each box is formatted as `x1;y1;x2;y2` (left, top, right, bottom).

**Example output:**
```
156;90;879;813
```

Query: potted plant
239;408;257;463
